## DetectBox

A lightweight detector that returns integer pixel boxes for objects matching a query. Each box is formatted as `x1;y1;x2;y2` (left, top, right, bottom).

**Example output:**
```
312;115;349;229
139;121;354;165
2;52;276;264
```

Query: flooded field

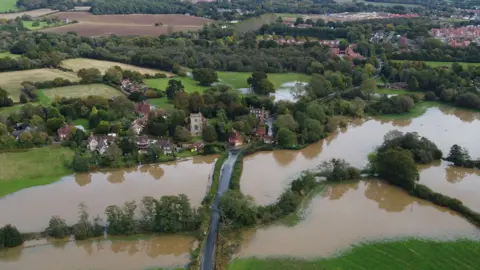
237;180;480;259
0;156;217;232
241;106;480;205
0;235;195;270
238;81;307;102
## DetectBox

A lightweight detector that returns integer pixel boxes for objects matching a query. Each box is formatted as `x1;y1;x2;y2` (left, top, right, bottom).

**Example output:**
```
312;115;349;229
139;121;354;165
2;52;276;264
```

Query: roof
136;102;151;115
57;125;71;136
156;139;172;148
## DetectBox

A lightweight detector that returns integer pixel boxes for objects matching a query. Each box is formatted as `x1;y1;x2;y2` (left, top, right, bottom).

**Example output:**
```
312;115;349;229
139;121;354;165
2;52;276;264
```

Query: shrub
0;224;23;248
46;216;70;238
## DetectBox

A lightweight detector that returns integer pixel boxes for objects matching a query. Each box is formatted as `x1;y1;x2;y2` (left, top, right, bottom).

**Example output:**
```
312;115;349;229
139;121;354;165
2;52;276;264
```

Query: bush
0;224;23;248
46;216;70;238
424;91;437;101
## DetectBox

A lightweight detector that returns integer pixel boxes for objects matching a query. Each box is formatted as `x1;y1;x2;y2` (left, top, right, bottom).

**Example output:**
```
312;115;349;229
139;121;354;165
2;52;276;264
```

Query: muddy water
241;106;480;205
0;155;217;232
0;235;195;270
419;161;480;213
238;180;480;258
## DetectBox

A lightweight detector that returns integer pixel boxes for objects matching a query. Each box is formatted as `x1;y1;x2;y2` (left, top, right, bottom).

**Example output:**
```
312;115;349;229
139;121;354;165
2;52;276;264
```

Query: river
0;155;217;232
0;235;195;270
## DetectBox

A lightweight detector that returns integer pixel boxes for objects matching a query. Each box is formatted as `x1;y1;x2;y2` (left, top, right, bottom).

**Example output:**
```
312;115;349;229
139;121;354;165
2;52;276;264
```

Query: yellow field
61;58;173;76
0;69;79;102
41;83;123;100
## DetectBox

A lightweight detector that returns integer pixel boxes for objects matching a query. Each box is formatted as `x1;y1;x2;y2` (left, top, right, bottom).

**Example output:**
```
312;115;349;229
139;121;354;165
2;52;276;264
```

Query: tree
95;120;110;134
167;109;186;136
364;64;376;77
192;68;218;86
105;201;137;235
315;18;325;27
306;103;326;123
274;114;298;132
173;91;190;112
0;224;23;248
166;79;184;100
155;194;198;232
247;71;275;95
0;88;13;107
0;123;7;136
45;216;70;238
46;117;64;133
77;68;102;84
294;17;305;26
361;78;377;99
276;127;296;147
189;91;205;113
306;74;332;98
446;144;470;166
174;126;191;142
219;190;257;229
375;148;419;191
303;118;324;143
339;40;349;50
147;115;169;137
103;66;123;85
202;125;217;142
19;94;27;104
407;76;419;91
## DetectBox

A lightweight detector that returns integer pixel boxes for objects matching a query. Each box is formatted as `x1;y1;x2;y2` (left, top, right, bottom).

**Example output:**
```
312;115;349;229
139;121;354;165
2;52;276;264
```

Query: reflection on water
241;107;480;205
0;235;194;270
238;180;479;259
0;156;217;232
419;160;480;213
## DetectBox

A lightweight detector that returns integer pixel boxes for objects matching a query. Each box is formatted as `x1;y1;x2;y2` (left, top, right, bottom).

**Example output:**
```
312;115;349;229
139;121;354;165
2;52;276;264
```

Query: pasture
145;76;210;93
217;72;311;89
0;9;57;20
61;58;172;76
392;60;480;68
0;0;17;12
40;84;123;103
229;239;480;270
41;12;212;36
0;69;79;102
0;147;74;197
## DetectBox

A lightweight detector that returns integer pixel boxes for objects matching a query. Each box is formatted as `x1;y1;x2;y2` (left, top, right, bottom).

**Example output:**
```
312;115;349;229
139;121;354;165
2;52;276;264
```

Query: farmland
61;58;172;76
392;60;480;68
0;69;79;102
0;9;57;20
229;239;480;270
0;147;74;198
40;12;213;36
0;0;18;12
39;84;123;104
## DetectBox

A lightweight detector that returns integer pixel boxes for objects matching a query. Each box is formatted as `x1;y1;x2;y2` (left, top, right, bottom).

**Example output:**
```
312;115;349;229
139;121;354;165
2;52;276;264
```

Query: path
201;150;239;270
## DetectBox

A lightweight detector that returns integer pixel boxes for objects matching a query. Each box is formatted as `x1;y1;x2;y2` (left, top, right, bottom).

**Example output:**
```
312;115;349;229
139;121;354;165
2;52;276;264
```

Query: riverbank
228;238;480;270
0;147;74;197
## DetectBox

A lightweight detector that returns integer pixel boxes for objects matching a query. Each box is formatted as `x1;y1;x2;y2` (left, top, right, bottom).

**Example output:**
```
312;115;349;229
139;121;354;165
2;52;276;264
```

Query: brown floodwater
0;155;217;232
237;180;480;259
0;235;195;270
419;160;480;213
241;106;480;205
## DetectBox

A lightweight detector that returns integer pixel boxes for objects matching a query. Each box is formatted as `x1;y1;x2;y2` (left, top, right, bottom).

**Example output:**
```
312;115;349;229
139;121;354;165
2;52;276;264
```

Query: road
201;150;239;270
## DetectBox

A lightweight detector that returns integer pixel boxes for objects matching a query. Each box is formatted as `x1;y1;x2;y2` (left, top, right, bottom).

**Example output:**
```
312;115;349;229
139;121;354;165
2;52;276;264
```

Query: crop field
229;239;480;270
40;84;123;103
0;9;58;20
41;12;213;36
61;58;172;76
392;60;480;68
0;0;18;12
0;69;79;102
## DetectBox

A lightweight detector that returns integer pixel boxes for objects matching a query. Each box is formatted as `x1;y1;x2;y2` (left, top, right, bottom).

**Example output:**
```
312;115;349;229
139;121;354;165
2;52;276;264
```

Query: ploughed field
40;12;213;36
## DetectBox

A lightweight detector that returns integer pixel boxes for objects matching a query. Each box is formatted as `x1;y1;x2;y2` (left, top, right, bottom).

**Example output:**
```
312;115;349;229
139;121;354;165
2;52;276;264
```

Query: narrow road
201;150;239;270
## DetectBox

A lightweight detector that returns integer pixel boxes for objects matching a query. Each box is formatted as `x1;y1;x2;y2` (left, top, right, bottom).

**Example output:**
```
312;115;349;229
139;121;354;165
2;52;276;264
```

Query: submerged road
201;150;239;270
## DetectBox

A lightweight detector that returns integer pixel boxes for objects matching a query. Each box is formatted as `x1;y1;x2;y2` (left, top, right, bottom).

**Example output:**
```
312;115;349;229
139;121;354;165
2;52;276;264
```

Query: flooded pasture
0;155;217;232
241;106;480;206
0;235;195;270
237;81;307;102
237;180;480;259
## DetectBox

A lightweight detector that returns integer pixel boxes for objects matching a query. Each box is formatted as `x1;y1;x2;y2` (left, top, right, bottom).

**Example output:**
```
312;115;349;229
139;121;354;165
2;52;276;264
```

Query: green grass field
0;51;20;59
39;84;123;104
72;118;89;129
0;104;23;118
0;147;74;197
229;239;480;270
148;97;174;109
217;72;311;89
145;76;210;93
392;60;480;69
61;58;172;76
0;0;18;12
23;21;51;30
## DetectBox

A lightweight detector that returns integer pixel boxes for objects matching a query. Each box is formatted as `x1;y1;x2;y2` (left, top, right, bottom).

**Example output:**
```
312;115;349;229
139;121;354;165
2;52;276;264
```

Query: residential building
135;102;151;117
181;142;205;152
229;129;243;146
136;136;149;151
190;113;205;136
155;139;174;154
57;125;72;140
87;135;113;155
249;107;270;119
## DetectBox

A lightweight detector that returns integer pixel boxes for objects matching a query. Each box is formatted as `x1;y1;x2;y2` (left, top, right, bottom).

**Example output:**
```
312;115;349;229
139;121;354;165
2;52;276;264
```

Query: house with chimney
87;134;116;154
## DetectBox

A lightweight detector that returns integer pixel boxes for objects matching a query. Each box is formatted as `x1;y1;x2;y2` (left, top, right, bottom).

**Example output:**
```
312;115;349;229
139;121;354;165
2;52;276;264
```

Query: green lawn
392;60;480;69
217;72;311;89
0;104;22;118
145;77;210;93
148;97;174;109
0;51;20;59
23;21;50;30
72;118;89;129
229;239;480;270
0;147;74;197
0;0;18;12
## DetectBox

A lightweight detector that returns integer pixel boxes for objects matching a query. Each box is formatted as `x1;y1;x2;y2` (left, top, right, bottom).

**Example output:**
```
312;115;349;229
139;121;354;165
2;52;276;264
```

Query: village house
181;141;205;152
249;107;270;119
87;134;115;155
135;102;151;118
263;135;274;144
12;124;35;140
57;125;73;141
136;136;150;152
155;139;174;155
190;112;205;136
229;129;243;146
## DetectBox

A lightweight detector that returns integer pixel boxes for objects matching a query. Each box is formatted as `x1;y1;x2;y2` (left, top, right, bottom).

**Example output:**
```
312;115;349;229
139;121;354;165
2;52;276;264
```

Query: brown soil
40;22;203;37
47;12;213;25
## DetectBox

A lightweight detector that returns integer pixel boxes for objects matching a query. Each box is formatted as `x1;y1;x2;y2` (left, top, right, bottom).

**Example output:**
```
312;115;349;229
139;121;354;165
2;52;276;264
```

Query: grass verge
228;238;480;270
0;147;74;197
